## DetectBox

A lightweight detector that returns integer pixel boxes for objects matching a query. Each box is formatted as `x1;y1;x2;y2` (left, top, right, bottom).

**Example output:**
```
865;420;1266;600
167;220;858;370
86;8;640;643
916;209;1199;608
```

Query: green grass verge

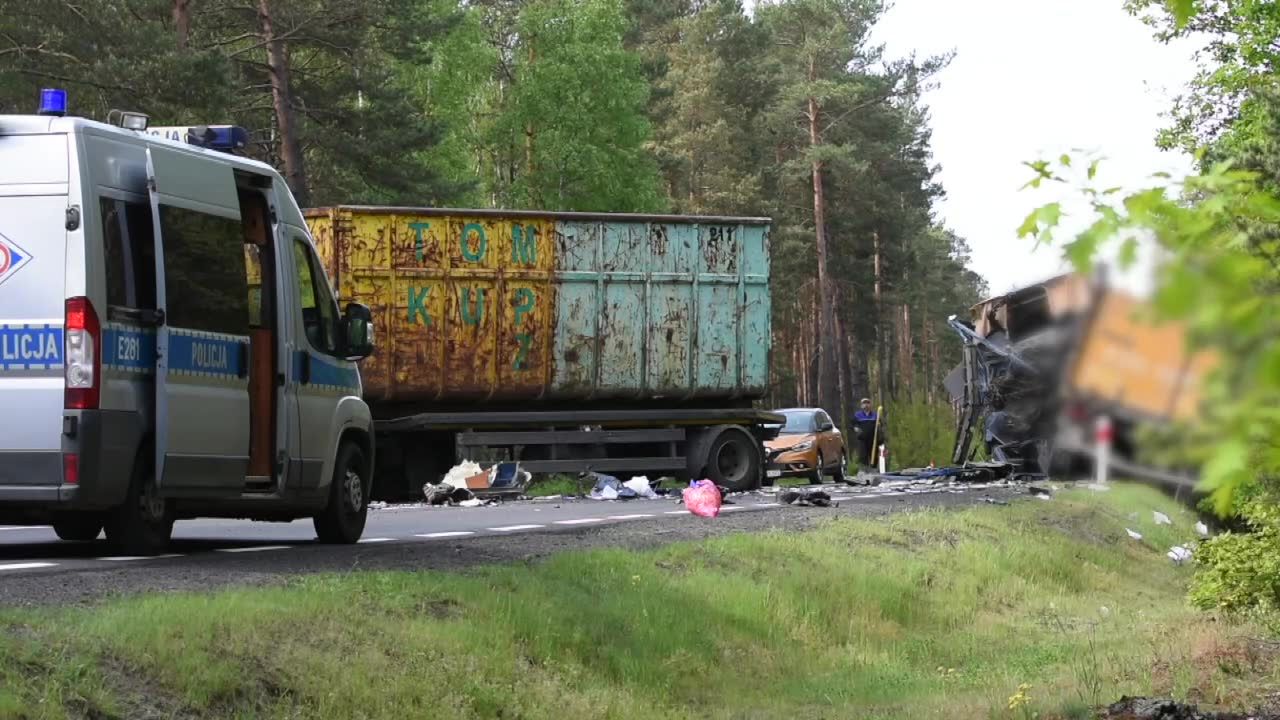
2;484;1276;720
523;473;584;497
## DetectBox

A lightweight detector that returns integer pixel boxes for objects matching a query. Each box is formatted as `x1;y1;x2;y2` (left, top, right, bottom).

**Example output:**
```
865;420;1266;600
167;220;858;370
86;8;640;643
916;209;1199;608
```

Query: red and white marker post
1094;415;1113;486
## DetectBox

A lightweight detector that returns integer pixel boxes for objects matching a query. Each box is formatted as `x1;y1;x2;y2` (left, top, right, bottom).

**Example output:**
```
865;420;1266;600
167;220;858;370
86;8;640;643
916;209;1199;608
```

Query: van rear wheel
314;442;369;544
52;514;103;542
104;453;174;556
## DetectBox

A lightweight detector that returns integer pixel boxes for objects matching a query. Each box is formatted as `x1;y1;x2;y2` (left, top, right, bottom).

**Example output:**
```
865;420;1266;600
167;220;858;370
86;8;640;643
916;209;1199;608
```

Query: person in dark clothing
852;398;886;468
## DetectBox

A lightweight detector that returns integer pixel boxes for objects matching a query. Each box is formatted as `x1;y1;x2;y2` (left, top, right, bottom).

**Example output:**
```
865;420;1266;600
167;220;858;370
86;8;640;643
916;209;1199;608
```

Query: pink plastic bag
682;479;722;518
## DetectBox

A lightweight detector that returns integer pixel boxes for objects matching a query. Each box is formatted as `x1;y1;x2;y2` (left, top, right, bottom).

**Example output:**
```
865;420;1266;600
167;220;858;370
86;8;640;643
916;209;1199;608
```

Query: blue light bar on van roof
146;124;249;153
38;88;67;117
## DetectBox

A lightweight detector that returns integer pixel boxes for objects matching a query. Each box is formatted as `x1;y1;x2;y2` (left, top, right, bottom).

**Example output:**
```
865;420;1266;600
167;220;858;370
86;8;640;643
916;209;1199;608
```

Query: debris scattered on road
683;479;722;518
443;461;485;489
585;472;623;501
779;489;832;507
368;501;388;511
1167;545;1193;565
983;497;1010;506
439;460;531;499
423;482;477;506
853;461;1015;487
1154;511;1172;526
625;476;659;499
458;498;491;508
1126;528;1143;541
1195;521;1210;538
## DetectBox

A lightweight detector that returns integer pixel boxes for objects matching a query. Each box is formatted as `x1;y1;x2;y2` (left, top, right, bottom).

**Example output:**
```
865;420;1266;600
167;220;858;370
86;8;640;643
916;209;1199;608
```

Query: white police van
0;90;376;553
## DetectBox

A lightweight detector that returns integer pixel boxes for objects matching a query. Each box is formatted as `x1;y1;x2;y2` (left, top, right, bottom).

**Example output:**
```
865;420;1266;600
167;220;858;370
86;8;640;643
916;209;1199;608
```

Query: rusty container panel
1067;290;1218;423
306;207;771;406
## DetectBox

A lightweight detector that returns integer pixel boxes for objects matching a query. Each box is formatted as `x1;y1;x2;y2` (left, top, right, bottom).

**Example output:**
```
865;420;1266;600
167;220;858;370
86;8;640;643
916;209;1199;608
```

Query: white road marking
415;531;475;539
489;524;545;532
216;545;291;554
607;514;655;520
0;526;50;532
0;562;57;571
358;537;394;543
753;502;781;507
553;518;605;525
99;554;182;561
722;506;745;511
665;510;691;515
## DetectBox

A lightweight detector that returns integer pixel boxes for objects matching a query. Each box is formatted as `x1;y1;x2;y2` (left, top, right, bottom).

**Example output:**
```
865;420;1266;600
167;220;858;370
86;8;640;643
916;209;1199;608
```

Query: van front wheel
314;442;369;544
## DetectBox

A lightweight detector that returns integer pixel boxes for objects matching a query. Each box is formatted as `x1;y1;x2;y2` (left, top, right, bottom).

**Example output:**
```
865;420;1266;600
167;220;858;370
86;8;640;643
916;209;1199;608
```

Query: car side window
817;412;831;430
292;237;338;355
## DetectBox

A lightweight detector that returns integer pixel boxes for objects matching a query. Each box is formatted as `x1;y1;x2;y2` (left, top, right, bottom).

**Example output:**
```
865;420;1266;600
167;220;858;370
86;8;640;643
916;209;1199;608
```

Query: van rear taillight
64;296;101;410
63;453;80;485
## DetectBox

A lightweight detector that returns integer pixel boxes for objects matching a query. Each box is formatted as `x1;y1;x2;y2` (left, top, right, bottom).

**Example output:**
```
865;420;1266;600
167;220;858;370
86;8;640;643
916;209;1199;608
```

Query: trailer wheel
314;442;369;544
700;427;762;492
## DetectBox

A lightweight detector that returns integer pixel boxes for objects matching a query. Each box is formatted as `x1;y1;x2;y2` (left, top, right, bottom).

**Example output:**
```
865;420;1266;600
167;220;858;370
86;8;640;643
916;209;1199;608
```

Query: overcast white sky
748;0;1201;295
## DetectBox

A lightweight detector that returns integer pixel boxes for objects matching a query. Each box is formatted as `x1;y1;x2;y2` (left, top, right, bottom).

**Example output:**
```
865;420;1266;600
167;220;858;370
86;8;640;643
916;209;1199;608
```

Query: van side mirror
341;303;375;361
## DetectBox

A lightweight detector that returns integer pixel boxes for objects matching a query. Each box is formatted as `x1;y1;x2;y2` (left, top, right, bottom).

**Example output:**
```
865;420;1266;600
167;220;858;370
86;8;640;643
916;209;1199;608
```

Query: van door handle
298;351;311;384
237;343;249;379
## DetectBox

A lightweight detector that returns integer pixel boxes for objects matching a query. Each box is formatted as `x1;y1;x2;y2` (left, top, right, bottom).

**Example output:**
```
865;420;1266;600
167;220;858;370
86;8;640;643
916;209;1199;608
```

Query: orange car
764;408;847;484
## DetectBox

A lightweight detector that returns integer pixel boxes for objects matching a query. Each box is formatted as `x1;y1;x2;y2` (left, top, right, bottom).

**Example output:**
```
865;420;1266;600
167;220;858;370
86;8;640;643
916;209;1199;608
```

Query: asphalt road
0;480;1026;606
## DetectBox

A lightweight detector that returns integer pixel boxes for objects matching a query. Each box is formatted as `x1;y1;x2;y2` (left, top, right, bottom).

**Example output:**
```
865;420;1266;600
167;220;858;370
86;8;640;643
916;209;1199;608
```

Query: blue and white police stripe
0;323;64;371
165;328;248;387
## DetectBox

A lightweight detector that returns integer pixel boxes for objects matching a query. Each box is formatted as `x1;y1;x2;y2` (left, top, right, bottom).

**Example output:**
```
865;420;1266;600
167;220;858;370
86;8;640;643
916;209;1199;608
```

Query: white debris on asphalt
624;476;658;499
442;461;485;488
1195;521;1210;538
1153;511;1172;526
1167;545;1193;565
1126;528;1143;541
458;498;486;508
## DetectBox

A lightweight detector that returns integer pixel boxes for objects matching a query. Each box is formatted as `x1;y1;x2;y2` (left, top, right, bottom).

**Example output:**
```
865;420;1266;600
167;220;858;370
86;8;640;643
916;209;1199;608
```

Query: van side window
292;238;337;354
158;206;249;335
99;198;156;310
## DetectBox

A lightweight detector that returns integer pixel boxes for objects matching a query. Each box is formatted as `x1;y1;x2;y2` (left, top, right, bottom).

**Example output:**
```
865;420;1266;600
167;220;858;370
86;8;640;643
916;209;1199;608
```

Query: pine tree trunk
872;231;884;400
173;0;192;50
808;58;838;415
836;308;852;431
259;0;309;207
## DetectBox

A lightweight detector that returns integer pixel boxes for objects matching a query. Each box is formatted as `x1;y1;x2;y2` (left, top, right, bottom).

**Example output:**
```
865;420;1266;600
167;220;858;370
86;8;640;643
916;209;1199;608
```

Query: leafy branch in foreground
1017;155;1280;518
